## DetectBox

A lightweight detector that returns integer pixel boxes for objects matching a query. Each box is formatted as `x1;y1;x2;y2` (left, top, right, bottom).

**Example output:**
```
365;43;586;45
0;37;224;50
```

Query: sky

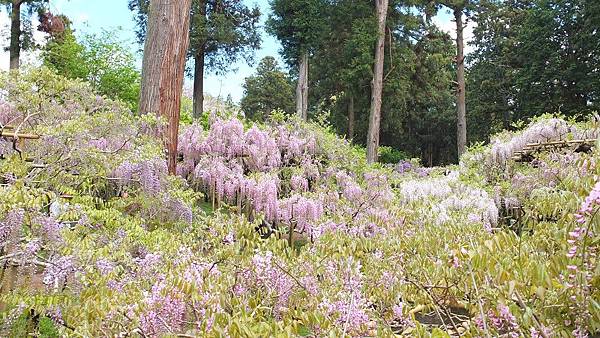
0;0;473;103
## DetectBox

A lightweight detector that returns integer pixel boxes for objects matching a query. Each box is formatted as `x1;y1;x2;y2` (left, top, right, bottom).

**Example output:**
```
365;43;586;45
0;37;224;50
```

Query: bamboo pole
0;131;40;139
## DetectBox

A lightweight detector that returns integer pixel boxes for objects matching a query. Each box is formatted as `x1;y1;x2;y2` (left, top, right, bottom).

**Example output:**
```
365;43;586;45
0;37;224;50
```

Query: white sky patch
74;13;90;26
0;14;47;71
0;13;9;70
431;9;477;55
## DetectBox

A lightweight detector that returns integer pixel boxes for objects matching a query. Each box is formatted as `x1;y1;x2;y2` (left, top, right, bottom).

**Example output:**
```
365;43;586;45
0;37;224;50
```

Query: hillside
0;69;599;337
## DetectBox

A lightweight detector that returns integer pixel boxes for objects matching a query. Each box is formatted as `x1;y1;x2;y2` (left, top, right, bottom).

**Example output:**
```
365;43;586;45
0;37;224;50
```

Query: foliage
0;68;599;338
240;56;295;121
41;29;141;111
266;0;329;65
467;0;600;143
129;0;261;74
293;0;462;165
0;0;49;52
264;0;599;166
377;146;408;164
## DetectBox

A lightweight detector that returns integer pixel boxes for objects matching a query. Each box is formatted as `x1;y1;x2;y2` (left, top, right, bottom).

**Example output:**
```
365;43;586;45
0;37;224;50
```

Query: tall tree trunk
296;52;308;120
348;94;354;140
455;8;467;158
302;52;308;120
193;48;205;119
9;0;22;70
139;0;192;174
366;0;388;163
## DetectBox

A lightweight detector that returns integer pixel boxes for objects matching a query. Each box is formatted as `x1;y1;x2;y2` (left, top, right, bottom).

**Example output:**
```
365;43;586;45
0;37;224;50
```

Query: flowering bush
0;68;598;337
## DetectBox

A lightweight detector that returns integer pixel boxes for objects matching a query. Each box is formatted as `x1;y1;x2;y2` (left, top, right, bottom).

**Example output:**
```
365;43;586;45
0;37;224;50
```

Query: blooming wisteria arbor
0;69;599;337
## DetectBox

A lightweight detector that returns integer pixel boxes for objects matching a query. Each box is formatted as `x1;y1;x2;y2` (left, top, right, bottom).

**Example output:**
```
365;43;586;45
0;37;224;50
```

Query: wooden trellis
1;124;41;159
511;138;596;162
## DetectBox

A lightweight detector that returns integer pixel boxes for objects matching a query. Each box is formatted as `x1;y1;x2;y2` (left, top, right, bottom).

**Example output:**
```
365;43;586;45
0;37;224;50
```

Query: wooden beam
525;139;596;147
0;131;40;139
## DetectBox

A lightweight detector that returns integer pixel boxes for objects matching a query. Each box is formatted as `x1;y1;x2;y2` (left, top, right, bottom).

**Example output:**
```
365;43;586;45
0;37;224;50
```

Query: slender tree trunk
295;57;303;118
348;95;354;140
139;0;192;174
502;92;510;130
302;52;308;120
455;8;467;158
193;48;205;119
9;0;22;70
296;52;308;120
366;0;388;163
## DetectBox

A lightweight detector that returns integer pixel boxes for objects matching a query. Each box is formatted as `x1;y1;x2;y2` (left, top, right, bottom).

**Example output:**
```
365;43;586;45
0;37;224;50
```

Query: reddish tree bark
139;0;192;174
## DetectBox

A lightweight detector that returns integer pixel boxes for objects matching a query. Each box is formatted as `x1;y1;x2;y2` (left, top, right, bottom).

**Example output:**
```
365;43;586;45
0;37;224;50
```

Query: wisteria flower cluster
474;304;520;337
488;118;571;166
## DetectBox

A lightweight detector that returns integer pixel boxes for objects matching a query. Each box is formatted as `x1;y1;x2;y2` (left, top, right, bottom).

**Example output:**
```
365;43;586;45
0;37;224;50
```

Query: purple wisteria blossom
0;209;24;245
43;255;76;291
139;280;186;337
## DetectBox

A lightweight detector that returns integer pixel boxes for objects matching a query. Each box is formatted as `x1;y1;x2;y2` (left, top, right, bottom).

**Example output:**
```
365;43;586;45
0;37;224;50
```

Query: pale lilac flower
223;232;234;244
0;209;24;244
139;280;186;337
96;259;115;275
43;256;76;290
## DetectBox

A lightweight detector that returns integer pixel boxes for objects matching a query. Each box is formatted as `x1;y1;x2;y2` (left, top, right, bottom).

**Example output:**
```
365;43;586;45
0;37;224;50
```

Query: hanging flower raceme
290;174;309;192
278;194;324;237
0;209;24;245
568;179;600;260
249;251;295;317
244;126;281;171
275;125;316;163
245;174;279;222
177;123;208;177
203;118;246;159
474;304;520;338
178;123;206;160
36;215;64;243
488;118;571;166
193;157;244;202
399;176;453;202
43;255;77;291
563;179;599;336
113;157;167;193
320;257;370;335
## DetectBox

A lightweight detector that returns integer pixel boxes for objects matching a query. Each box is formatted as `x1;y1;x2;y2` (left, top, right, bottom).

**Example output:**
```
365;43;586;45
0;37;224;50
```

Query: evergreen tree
468;0;600;140
240;56;295;120
129;0;261;118
266;0;329;120
1;0;48;69
139;0;192;174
